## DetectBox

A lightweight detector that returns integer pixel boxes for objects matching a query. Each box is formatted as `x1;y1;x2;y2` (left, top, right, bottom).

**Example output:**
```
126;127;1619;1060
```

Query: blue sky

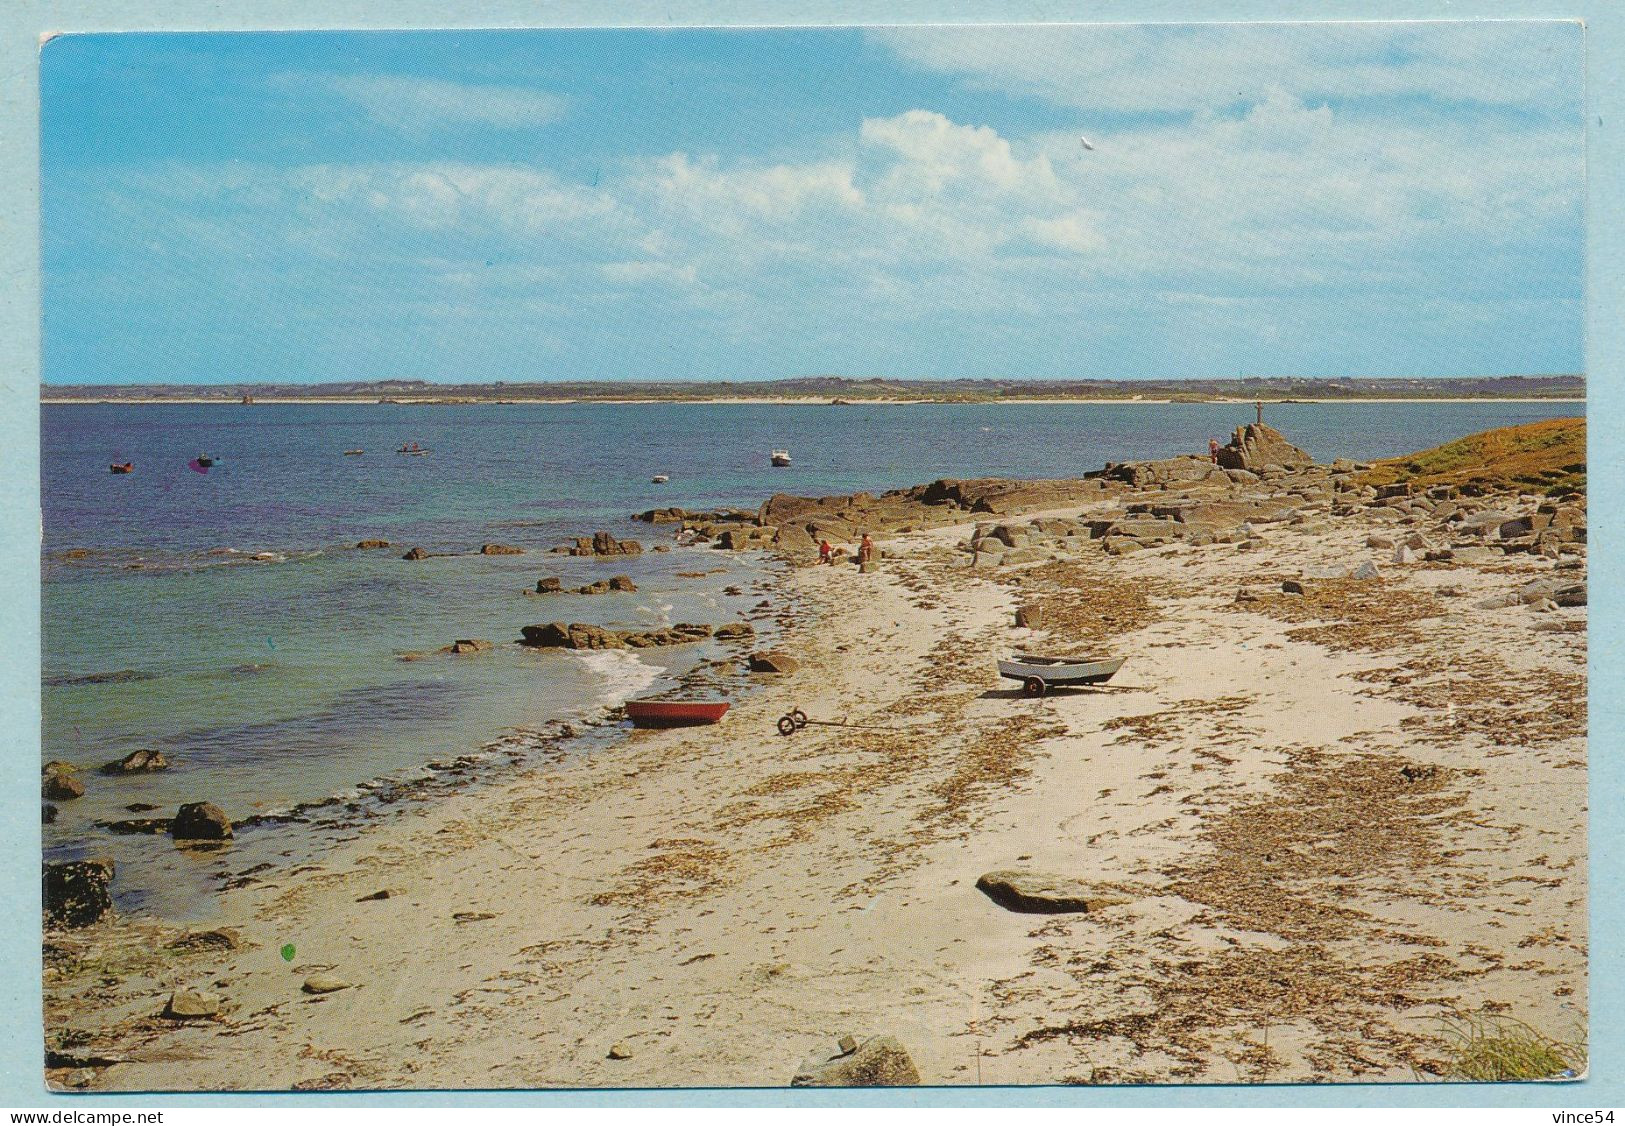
41;23;1584;384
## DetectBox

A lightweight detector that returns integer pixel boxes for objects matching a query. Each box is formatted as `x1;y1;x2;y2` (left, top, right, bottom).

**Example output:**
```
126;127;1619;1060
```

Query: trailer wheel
777;715;798;736
1023;676;1047;698
791;709;808;728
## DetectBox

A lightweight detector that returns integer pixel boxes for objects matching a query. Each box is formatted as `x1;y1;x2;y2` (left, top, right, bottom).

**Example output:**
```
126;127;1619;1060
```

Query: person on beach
819;539;832;565
1209;437;1220;463
858;534;875;565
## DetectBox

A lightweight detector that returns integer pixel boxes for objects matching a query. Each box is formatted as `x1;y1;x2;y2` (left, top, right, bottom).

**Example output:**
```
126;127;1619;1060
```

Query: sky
40;23;1584;385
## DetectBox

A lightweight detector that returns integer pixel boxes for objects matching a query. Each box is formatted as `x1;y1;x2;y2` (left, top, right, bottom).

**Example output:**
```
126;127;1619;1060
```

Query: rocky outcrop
100;749;168;776
402;547;428;561
162;989;221;1020
1215;423;1315;471
479;543;525;555
354;539;391;550
448;639;492;654
535;577;563;593
1100;456;1227;489
575;576;638;595
714;622;756;641
791;1036;922;1087
43;858;115;929
170;802;232;841
566;532;643;557
975;870;1127;914
520;622;715;650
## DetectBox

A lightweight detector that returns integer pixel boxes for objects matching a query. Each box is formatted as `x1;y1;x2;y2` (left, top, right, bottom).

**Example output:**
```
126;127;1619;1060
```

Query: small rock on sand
607;1042;633;1060
170;802;233;841
974;870;1126;914
748;651;799;674
791;1035;921;1087
302;975;354;995
163;989;221;1020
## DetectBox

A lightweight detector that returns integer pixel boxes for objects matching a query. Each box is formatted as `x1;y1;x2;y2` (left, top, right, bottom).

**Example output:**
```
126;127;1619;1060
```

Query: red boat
623;699;730;728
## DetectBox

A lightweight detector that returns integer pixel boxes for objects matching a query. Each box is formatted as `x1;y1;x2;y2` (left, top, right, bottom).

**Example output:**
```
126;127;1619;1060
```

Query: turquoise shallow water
40;398;1583;917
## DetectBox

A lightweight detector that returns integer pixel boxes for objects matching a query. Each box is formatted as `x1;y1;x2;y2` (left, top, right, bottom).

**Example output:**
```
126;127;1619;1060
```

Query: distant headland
40;374;1584;405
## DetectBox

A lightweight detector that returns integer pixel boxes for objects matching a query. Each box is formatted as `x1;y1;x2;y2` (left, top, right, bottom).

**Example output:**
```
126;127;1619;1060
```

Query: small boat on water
397;443;429;455
109;462;133;474
997;653;1126;697
343;449;364;456
770;449;792;467
624;699;731;728
195;454;215;467
651;474;670;484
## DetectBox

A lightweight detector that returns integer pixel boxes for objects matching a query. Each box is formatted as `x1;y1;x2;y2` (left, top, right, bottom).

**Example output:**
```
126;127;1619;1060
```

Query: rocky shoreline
41;421;1586;1091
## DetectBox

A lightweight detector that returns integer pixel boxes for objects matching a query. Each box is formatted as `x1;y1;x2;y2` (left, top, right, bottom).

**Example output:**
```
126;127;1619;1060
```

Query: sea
40;398;1583;918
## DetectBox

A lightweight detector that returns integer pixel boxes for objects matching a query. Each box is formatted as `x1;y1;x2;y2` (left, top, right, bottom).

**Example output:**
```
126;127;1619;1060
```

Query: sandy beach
42;432;1587;1091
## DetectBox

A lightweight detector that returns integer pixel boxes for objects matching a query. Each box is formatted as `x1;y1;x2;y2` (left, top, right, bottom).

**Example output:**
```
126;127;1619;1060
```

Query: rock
354;539;391;550
101;818;171;835
520;622;626;650
569;531;642;557
449;639;491;654
1280;579;1305;595
999;547;1048;565
791;1035;921;1087
1554;583;1587;607
608;575;637;592
163;989;221;1020
402;547;428;561
535;577;563;593
1015;604;1044;629
101;749;169;776
1102;537;1142;556
43;858;115;929
714;622;756;641
43;804;57;824
43;771;84;801
1392;545;1416;565
749;650;800;674
607;1042;633;1060
167;928;241;951
1533;619;1586;634
773;524;818;556
1448;546;1497;564
479;543;524;555
1214;424;1315;471
356;889;393;901
170;802;233;841
974;870;1127;914
1366;534;1395;549
971;549;1005;569
1234;588;1262;604
1350;561;1380;580
577;580;613;595
301;975;353;995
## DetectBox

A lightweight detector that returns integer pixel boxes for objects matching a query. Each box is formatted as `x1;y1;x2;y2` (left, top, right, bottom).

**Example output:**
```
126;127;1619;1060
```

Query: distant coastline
38;373;1587;407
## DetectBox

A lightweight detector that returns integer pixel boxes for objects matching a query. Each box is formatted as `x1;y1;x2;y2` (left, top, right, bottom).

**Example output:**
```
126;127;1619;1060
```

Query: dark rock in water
42;803;57;824
43;771;84;801
521;622;627;650
100;749;169;776
577;580;612;595
714;622;756;641
401;547;428;561
449;639;492;654
567;531;643;557
171;802;233;841
608;575;637;592
975;870;1126;914
43;857;115;929
44;668;154;687
42;760;79;776
101;818;172;835
791;1035;921;1087
749;650;799;674
355;539;391;550
480;543;525;555
1214;424;1314;471
620;623;714;648
635;507;687;524
535;577;563;593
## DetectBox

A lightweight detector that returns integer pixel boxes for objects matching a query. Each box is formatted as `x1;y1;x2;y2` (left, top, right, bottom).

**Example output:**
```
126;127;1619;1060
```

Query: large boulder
1101;456;1223;488
749;650;799;674
171;802;233;841
975;870;1127;914
43;858;115;929
43;769;84;802
791;1035;922;1087
773;524;818;556
1214;424;1314;471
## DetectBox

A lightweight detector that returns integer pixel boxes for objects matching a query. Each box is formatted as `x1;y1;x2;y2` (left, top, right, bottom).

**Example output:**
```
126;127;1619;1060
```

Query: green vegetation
1358;417;1585;496
1438;1014;1585;1082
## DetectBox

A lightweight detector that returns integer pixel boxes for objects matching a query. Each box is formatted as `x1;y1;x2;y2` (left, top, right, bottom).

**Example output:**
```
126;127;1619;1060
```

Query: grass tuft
1439;1014;1585;1081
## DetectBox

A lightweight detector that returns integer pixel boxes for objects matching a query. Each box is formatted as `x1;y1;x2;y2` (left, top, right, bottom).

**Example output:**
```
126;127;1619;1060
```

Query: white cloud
872;21;1581;116
315;74;567;133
